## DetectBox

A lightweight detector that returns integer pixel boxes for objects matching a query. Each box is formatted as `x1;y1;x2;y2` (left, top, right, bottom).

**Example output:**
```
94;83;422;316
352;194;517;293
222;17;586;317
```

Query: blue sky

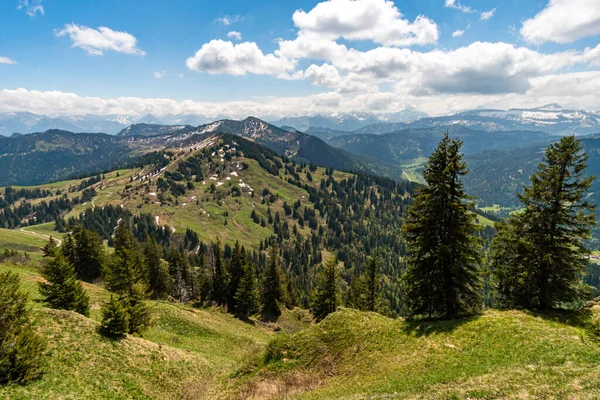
0;0;599;117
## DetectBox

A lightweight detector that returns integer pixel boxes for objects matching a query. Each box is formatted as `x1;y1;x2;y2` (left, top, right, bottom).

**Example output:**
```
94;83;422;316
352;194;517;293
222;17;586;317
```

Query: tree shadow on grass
522;307;594;330
402;313;482;337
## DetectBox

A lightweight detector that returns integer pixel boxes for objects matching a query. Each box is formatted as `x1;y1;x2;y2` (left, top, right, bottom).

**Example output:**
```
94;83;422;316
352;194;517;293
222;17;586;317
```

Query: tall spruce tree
144;236;171;299
235;262;258;317
0;272;46;384
72;225;105;282
311;256;340;321
39;252;90;317
227;241;246;311
365;253;380;312
402;133;482;318
260;246;283;321
211;240;228;305
491;136;596;309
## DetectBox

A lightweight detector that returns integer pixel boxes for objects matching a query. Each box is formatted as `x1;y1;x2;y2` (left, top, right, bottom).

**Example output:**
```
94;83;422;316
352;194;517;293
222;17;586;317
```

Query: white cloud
227;31;242;40
153;71;166;79
17;0;44;17
186;39;295;76
2;74;600;119
0;57;17;65
215;15;242;26
521;0;600;44
54;23;146;56
480;8;496;21
292;0;439;47
444;0;473;13
452;30;465;37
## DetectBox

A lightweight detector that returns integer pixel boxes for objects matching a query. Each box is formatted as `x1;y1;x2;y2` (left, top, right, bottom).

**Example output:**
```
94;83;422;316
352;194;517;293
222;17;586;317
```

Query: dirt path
20;226;62;246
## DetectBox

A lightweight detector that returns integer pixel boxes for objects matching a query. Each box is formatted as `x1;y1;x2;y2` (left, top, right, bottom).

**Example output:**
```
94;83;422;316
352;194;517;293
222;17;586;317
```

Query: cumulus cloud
54;23;146;56
521;0;600;44
3;73;600;119
153;71;165;79
452;30;465;37
0;57;17;65
444;0;473;13
186;39;295;76
292;0;439;46
17;0;44;17
227;31;242;40
215;15;242;26
480;8;496;21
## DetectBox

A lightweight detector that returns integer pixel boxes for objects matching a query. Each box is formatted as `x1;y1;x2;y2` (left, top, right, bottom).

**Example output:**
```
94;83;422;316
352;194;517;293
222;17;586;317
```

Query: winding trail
20;226;62;246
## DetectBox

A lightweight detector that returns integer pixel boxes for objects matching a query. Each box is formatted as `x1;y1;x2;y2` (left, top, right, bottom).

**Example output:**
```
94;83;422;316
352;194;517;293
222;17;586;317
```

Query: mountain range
3;104;599;137
0;117;402;186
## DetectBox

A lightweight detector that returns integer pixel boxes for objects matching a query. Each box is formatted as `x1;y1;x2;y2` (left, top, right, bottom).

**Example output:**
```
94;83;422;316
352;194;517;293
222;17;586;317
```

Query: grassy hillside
238;307;600;399
0;262;271;399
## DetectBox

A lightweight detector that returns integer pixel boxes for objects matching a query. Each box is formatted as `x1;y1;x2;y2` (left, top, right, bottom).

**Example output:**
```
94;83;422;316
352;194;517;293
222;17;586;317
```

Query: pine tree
365;254;380;312
235;262;258;317
144;236;171;299
491;136;596;309
0;272;46;384
39;253;90;316
227;241;246;310
345;274;368;311
72;225;105;282
99;295;129;338
402;133;482;318
105;223;145;294
311;256;340;321
211;240;228;305
42;236;58;257
260;246;283;321
125;284;151;335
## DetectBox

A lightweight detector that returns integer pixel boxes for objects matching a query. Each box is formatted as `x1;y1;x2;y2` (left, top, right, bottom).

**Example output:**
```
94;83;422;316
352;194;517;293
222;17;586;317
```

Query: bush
263;334;293;364
0;272;46;384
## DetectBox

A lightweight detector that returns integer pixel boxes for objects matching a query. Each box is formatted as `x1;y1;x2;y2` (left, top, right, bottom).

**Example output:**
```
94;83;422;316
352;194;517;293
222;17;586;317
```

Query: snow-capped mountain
408;105;600;135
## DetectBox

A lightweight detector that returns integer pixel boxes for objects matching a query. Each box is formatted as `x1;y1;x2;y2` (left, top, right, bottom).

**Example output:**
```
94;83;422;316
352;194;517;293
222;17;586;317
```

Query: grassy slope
239;308;600;399
0;145;344;250
0;262;271;399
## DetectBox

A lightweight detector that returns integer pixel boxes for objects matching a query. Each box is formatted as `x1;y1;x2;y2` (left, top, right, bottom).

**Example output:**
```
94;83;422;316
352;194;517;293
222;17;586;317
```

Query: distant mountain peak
536;103;563;110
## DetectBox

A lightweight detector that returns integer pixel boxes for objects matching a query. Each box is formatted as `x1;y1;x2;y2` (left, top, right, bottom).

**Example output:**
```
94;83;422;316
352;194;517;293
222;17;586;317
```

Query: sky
0;0;599;118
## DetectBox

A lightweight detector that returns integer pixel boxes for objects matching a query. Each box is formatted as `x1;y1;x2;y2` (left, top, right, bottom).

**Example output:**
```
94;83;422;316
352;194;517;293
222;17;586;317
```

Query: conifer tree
72;225;105;282
39;253;90;316
491;136;596;309
99;295;129;338
42;236;58;257
124;284;151;335
260;246;283;321
345;274;368;311
235;262;258;316
211;240;228;305
402;133;482;318
0;272;46;384
311;256;340;321
144;236;171;299
227;241;246;310
365;254;380;312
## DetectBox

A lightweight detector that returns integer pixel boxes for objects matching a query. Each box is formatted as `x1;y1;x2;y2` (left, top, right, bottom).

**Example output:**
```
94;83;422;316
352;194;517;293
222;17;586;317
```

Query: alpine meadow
2;0;600;399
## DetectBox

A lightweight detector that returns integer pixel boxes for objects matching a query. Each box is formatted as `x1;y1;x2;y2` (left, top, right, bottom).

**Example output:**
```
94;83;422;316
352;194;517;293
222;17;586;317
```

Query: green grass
0;228;48;253
0;262;272;399
238;307;600;399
